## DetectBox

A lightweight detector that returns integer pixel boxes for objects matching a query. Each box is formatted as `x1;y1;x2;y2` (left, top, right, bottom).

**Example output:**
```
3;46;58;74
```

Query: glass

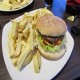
51;0;66;18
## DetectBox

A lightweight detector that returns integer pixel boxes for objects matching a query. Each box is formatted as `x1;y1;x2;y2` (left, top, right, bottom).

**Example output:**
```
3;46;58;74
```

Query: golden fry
22;51;33;66
37;50;41;69
17;0;22;3
41;7;52;15
29;27;34;50
12;2;21;10
12;57;18;66
0;3;12;10
11;21;19;39
8;39;15;57
9;0;17;3
8;31;12;40
22;12;34;20
3;0;9;4
33;50;40;73
17;44;31;70
21;40;27;47
17;36;30;69
22;23;30;38
14;34;22;57
19;19;27;31
36;7;52;18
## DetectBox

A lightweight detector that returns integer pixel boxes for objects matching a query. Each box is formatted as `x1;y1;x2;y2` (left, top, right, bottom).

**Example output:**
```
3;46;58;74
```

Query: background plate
0;0;33;12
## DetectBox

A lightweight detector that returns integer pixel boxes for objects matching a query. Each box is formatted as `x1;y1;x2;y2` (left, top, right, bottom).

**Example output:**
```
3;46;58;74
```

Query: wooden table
0;0;80;80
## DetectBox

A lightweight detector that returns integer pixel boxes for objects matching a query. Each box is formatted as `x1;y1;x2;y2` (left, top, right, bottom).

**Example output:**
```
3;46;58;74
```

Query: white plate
2;10;74;80
0;0;33;12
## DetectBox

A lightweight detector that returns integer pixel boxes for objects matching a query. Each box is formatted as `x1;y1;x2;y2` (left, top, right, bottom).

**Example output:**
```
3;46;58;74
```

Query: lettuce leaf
38;35;66;52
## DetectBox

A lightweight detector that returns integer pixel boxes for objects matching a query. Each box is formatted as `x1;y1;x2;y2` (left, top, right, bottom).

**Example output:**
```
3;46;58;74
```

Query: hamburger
36;14;67;60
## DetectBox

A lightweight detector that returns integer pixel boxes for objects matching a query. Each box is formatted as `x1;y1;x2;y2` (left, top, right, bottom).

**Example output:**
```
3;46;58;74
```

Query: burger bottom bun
38;44;66;60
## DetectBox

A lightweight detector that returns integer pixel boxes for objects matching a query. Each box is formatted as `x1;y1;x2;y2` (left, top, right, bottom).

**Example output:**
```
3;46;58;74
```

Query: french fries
17;43;31;70
17;0;22;3
8;8;52;73
22;51;33;66
33;50;41;73
8;39;15;57
12;57;18;66
37;50;41;69
14;34;22;57
0;3;12;10
29;26;34;50
9;0;16;3
0;0;31;10
22;23;31;38
36;7;53;18
12;2;21;10
19;19;28;31
11;21;19;39
3;0;9;4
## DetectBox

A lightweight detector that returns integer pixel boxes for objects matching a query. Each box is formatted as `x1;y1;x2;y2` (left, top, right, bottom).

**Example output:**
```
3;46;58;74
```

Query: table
0;0;80;80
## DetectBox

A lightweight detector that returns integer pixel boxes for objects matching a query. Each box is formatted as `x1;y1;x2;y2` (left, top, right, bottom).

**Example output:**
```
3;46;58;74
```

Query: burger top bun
36;14;67;37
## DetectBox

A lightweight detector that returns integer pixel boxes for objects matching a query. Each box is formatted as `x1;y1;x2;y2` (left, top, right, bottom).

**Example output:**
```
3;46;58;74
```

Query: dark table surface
0;0;80;80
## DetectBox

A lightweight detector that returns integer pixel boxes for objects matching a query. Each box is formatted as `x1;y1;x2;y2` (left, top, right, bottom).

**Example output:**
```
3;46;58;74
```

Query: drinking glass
51;0;67;18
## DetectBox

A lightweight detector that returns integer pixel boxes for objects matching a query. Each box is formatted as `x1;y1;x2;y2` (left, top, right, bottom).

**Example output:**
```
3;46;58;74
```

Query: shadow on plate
19;66;26;71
